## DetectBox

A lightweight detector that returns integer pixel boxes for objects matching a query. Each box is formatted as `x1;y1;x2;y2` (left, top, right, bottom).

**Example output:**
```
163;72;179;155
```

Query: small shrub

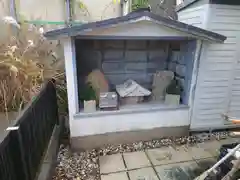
166;79;182;95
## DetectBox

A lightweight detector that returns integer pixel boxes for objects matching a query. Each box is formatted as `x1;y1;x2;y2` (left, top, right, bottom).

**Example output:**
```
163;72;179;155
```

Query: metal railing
0;80;59;180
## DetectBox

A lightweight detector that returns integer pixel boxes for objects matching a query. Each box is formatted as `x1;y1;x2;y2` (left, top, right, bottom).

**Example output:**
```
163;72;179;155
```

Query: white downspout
10;0;17;20
66;0;71;26
121;0;130;16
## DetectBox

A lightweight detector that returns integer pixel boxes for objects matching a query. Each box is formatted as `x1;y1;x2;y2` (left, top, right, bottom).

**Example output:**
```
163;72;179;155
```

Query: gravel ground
52;131;230;180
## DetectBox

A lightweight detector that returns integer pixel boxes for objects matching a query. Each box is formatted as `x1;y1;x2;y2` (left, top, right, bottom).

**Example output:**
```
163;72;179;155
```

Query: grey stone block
176;64;186;77
130;74;152;85
148;41;167;49
177;55;186;65
108;73;151;86
147;62;167;73
93;40;102;49
148;50;166;60
80;50;102;71
104;50;124;60
103;40;124;49
106;74;127;85
125;51;147;62
176;77;185;87
125;62;147;73
102;62;125;73
168;62;177;72
82;50;101;61
171;51;180;62
126;40;146;49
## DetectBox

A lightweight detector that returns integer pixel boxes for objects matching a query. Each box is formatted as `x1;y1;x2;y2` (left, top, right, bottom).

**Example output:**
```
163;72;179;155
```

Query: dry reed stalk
0;16;65;113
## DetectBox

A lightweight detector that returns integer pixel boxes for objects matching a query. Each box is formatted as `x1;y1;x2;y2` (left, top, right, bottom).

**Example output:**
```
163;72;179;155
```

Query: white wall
176;0;183;6
71;108;189;137
207;5;240;119
72;0;121;22
189;4;240;130
0;0;9;17
2;0;123;23
178;0;209;28
18;0;66;21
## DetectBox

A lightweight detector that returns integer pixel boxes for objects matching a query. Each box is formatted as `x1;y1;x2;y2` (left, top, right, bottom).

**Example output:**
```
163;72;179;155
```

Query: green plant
132;0;149;11
79;83;97;102
166;79;182;95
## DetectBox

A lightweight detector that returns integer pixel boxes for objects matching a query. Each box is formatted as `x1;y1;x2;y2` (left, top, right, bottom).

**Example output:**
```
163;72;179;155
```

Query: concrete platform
71;126;189;150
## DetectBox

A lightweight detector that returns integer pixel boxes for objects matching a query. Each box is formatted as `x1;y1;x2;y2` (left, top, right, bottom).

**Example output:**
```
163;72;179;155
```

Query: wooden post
16;129;31;180
7;126;30;180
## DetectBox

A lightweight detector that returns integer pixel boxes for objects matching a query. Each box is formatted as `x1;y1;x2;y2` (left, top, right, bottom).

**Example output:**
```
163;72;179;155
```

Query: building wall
73;0;121;22
168;40;196;105
72;107;189;137
2;0;176;24
17;0;66;22
0;0;9;17
178;0;209;28
207;4;240;120
76;39;196;108
185;4;240;130
76;40;169;91
148;0;177;19
1;0;122;23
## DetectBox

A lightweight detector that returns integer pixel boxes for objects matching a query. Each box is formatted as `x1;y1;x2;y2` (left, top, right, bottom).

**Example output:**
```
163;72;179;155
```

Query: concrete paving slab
101;172;129;180
155;161;199;180
128;167;159;180
146;146;193;166
100;154;126;174
195;158;217;174
196;140;222;157
184;145;213;160
123;151;151;170
219;138;239;145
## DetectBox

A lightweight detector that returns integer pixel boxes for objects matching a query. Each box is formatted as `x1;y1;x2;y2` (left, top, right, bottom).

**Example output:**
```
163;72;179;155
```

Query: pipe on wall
121;0;131;16
120;0;124;16
10;0;17;20
66;0;72;26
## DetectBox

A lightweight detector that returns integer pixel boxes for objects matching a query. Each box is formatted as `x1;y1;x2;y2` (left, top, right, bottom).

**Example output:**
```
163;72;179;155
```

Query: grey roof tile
44;10;226;42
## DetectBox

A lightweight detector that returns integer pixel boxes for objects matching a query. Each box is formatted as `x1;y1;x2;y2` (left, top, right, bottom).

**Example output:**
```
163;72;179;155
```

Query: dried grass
0;16;65;113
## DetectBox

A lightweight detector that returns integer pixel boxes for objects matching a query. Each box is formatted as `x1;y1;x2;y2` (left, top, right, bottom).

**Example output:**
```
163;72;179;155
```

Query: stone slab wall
168;50;186;88
76;40;168;90
167;40;196;105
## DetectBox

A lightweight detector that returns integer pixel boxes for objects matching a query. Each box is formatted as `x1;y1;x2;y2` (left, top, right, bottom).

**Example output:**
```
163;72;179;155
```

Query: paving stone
219;137;240;145
100;154;126;174
101;172;129;180
195;158;217;174
184;145;213;160
128;167;159;180
146;146;193;166
123;151;151;170
155;161;199;180
196;141;222;157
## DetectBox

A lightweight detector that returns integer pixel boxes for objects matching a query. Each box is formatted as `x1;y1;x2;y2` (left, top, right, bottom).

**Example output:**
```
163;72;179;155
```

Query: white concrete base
70;105;190;137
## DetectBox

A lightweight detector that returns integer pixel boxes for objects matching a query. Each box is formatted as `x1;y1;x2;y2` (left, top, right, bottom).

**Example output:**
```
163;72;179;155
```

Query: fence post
16;128;30;180
6;126;30;180
51;79;59;125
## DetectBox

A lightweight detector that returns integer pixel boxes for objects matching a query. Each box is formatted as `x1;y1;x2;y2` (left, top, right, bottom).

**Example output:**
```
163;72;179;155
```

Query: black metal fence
0;80;59;180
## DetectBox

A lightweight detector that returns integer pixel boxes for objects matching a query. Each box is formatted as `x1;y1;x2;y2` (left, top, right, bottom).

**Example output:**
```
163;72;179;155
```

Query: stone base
70;126;189;151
